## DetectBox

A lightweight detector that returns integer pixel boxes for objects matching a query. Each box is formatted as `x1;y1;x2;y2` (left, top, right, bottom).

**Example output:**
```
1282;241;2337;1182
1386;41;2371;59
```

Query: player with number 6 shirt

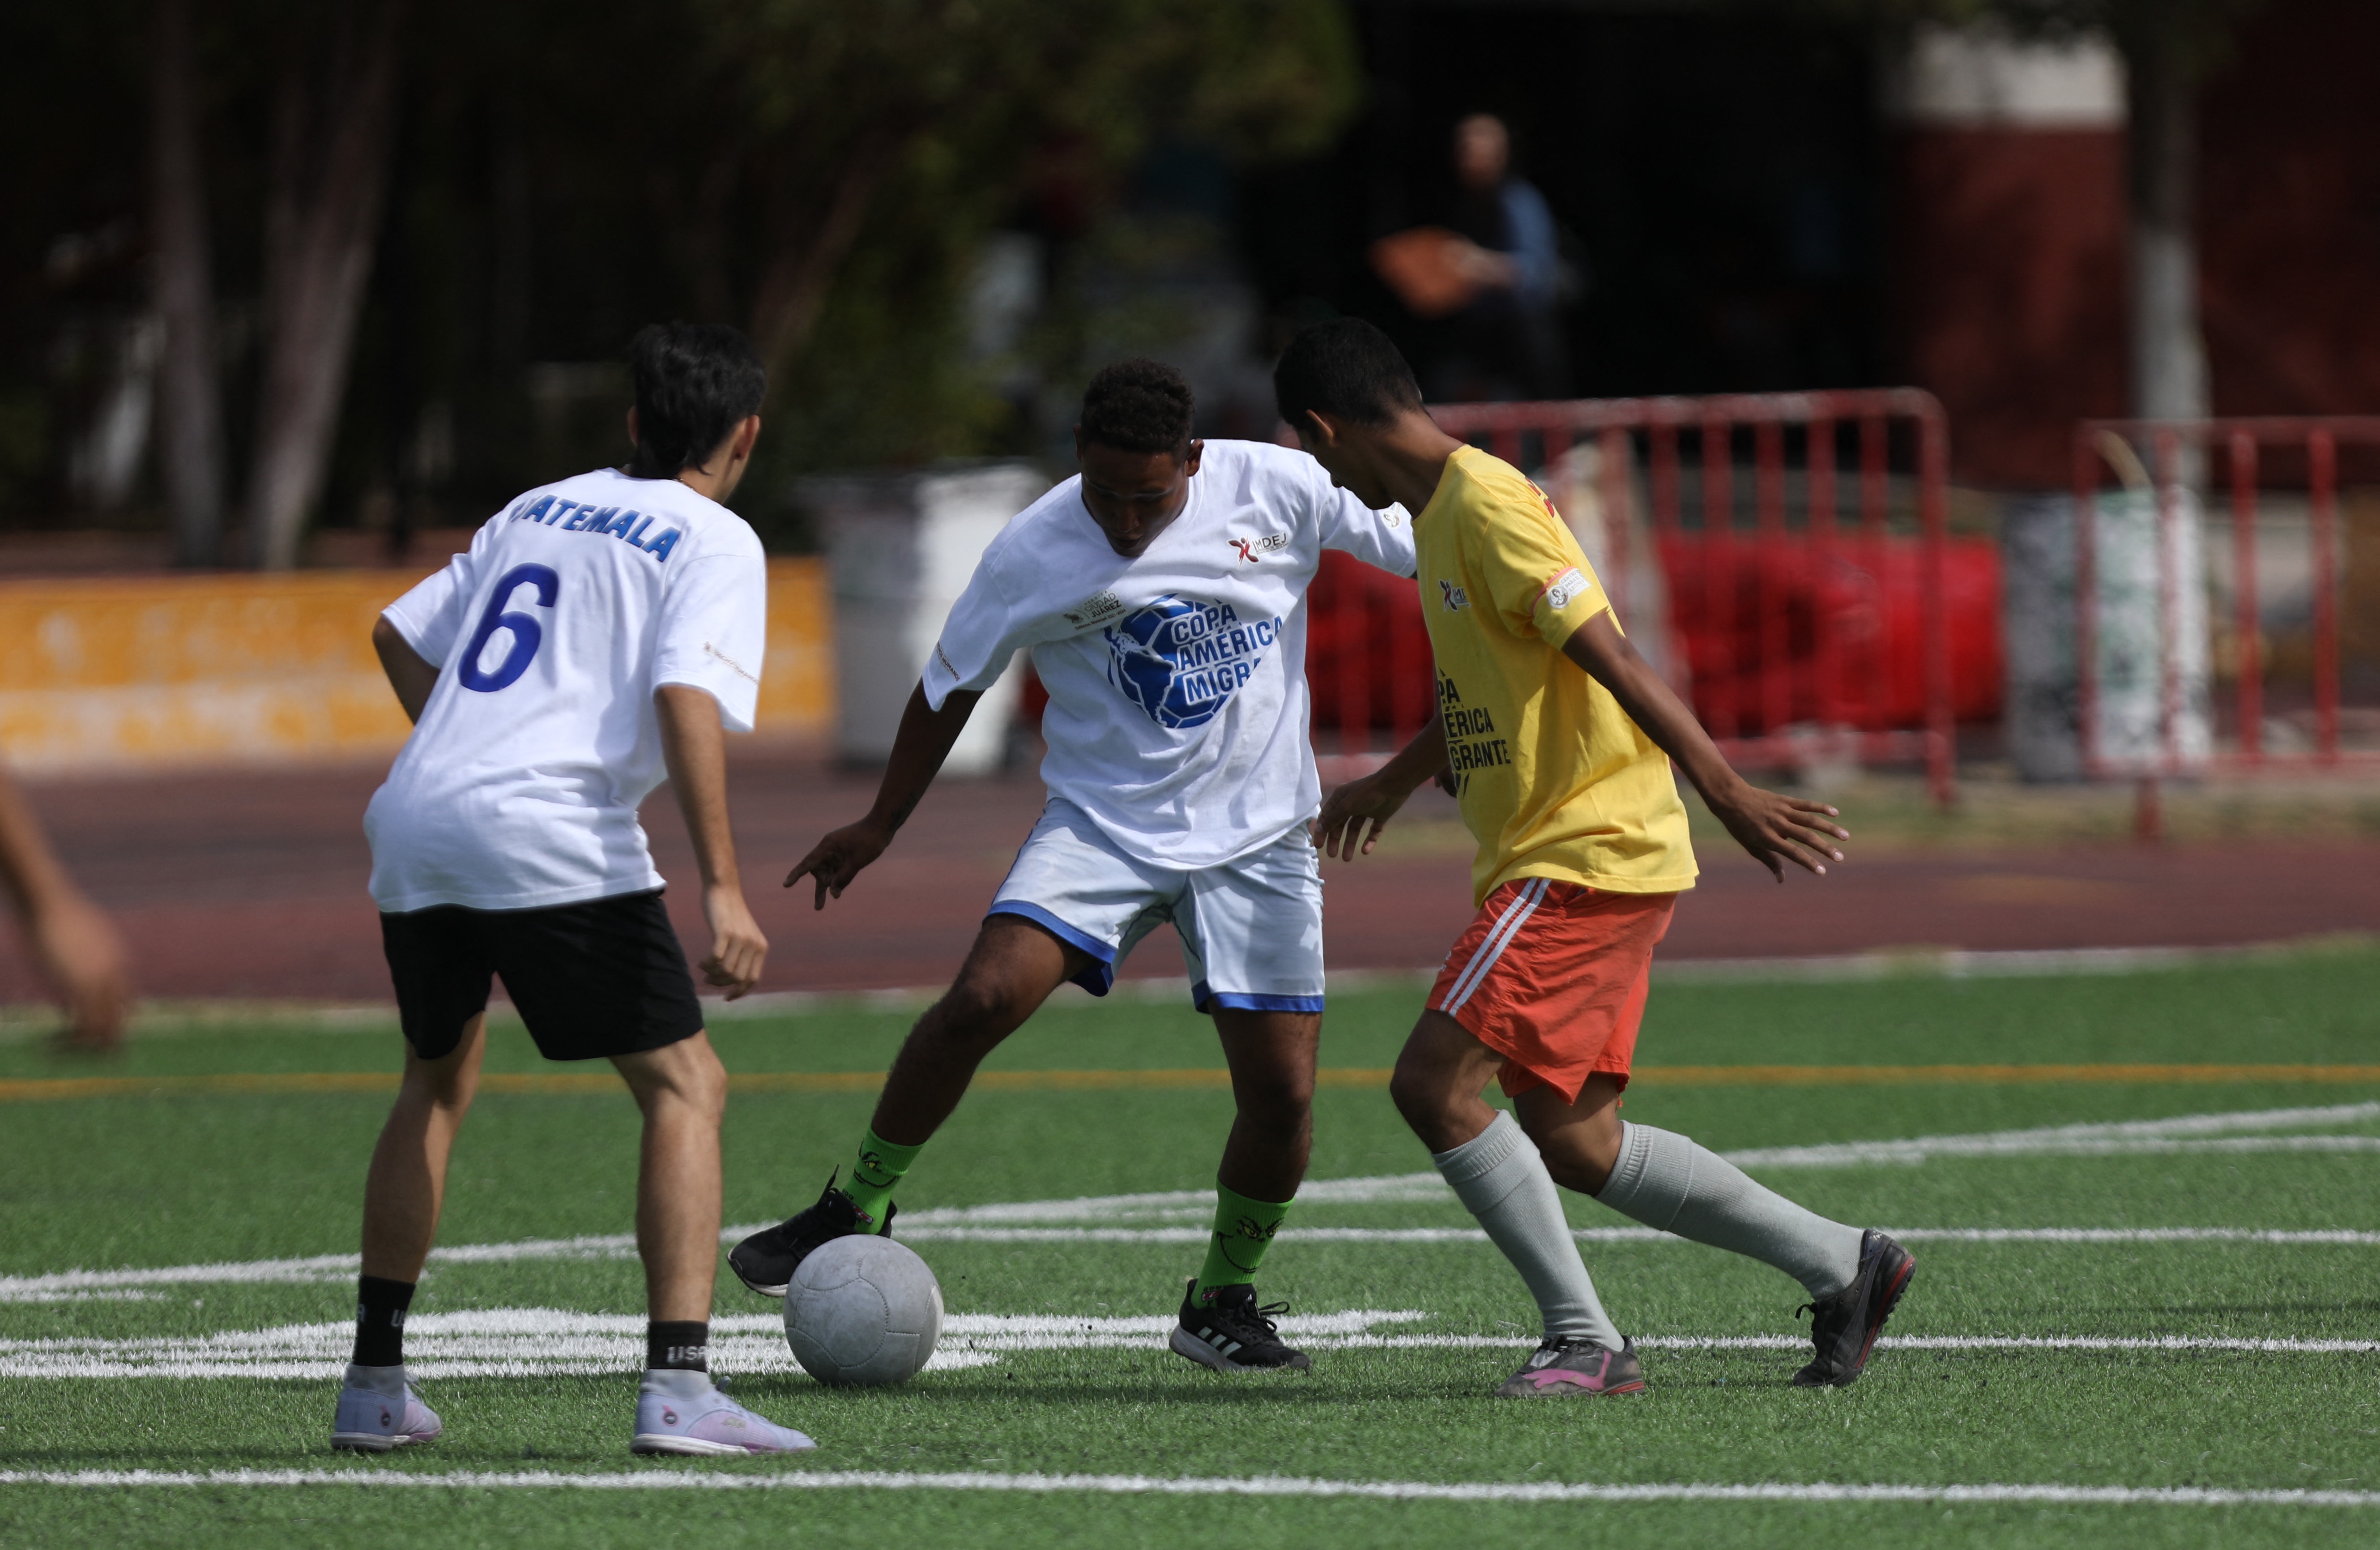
335;323;812;1457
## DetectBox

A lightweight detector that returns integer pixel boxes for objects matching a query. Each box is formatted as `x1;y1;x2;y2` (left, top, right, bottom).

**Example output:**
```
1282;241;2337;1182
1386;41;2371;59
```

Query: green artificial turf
4;949;2380;1548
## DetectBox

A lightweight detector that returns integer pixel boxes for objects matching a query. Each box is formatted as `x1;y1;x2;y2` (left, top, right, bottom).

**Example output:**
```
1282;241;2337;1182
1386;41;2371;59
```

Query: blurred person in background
1432;113;1573;403
0;766;128;1048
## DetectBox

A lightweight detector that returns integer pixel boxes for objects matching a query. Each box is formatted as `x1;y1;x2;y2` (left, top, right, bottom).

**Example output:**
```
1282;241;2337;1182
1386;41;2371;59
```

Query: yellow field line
4;1063;2380;1104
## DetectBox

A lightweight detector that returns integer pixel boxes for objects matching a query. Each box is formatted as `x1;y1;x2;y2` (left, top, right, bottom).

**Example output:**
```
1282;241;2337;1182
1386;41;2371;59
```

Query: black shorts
380;889;705;1062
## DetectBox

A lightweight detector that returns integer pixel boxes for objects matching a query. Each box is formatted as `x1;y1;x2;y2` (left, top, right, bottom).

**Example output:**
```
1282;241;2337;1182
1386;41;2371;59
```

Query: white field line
899;1225;2380;1246
12;1220;2380;1303
0;1308;1430;1380
898;1102;2380;1225
5;1306;2377;1380
899;1170;1454;1226
6;1102;2376;1301
1730;1101;2380;1169
5;1467;2380;1509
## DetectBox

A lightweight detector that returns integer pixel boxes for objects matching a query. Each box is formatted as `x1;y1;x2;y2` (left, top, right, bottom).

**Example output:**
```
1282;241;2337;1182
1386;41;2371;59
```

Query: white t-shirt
365;467;768;913
923;439;1415;869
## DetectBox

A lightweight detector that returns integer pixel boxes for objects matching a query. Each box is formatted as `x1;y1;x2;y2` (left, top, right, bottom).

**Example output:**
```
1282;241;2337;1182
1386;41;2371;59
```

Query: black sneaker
726;1173;896;1298
1168;1278;1313;1372
1792;1229;1915;1388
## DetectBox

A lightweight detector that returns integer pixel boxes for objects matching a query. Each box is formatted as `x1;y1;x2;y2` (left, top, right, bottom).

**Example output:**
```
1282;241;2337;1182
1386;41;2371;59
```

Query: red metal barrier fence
1306;389;1974;805
2073;416;2380;777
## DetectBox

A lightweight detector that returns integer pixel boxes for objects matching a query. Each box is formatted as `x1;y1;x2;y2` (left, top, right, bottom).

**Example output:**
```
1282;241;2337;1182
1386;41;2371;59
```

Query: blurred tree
1817;0;2270;428
653;0;1359;399
149;0;224;567
245;0;406;568
15;0;1356;548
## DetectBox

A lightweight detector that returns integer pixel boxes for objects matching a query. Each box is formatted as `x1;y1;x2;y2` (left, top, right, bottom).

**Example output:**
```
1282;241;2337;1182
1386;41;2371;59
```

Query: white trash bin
800;461;1050;775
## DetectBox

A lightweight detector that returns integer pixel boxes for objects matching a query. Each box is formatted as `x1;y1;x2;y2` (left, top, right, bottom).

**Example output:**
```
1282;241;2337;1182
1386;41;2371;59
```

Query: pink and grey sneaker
331;1363;443;1452
1493;1336;1646;1398
630;1369;816;1456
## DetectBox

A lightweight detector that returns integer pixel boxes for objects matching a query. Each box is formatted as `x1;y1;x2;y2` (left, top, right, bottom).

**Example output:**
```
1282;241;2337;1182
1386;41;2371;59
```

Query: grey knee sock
1433;1111;1622;1349
1595;1122;1863;1298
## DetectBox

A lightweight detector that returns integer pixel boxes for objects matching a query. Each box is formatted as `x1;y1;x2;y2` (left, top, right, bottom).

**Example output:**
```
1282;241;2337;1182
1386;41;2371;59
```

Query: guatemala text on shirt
363;467;768;913
920;439;1416;871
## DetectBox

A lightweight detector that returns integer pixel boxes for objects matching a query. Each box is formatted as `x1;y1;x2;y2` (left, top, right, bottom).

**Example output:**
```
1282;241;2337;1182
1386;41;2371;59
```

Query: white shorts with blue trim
989;798;1325;1014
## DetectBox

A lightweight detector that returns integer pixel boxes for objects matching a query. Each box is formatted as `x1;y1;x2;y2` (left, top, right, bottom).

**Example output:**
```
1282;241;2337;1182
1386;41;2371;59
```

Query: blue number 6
457;564;559;692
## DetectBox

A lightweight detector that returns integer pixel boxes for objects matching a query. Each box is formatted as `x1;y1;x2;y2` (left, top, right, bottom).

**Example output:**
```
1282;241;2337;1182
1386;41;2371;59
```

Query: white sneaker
331;1363;443;1452
630;1368;815;1456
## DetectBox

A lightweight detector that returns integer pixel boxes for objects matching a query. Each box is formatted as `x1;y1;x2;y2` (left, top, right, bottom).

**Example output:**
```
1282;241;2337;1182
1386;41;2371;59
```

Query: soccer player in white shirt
729;359;1416;1372
331;325;812;1457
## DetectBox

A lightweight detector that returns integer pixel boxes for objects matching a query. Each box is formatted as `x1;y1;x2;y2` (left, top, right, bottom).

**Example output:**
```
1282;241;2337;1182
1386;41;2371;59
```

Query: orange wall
0;559;832;774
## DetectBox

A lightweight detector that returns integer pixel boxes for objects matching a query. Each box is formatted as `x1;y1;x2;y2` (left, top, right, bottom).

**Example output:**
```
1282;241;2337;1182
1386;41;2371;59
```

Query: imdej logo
1439;579;1469;611
1228;532;1289;564
1104;594;1282;730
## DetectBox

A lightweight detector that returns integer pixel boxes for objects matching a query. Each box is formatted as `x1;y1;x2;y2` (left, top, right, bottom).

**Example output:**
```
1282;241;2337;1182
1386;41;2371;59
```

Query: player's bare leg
359;1014;487;1282
608;1030;810;1455
337;1019;485;1451
1392;1009;1634;1395
611;1031;729;1321
1212;1008;1318;1203
1168;1007;1320;1374
1391;1008;1519;1154
867;914;1092;1146
727;914;1086;1297
1400;1008;1907;1388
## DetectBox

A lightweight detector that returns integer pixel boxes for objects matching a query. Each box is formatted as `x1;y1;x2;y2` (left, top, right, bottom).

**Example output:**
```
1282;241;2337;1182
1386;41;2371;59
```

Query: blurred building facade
1246;0;2380;492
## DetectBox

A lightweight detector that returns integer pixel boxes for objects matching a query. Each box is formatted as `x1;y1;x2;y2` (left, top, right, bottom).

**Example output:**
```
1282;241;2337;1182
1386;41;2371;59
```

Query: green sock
1192;1184;1293;1303
845;1127;922;1230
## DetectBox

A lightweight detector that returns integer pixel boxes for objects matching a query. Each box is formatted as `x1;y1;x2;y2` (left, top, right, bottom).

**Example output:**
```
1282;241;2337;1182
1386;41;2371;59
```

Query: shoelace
1210;1298;1291;1338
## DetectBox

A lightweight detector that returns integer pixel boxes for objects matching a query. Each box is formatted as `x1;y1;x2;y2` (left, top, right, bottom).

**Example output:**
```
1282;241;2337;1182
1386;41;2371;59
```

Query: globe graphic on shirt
1103;594;1277;730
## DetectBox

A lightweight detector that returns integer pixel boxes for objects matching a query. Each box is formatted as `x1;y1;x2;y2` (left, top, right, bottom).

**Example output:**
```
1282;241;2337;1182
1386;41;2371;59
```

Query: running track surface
16;750;2380;1003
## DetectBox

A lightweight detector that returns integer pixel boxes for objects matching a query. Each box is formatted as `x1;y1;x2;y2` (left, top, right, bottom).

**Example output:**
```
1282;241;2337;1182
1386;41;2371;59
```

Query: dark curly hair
1272;318;1422;431
1078;358;1195;456
626;322;767;479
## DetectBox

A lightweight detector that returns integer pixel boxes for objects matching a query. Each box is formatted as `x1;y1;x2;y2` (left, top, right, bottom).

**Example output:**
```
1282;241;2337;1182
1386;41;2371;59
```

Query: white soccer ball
782;1235;943;1387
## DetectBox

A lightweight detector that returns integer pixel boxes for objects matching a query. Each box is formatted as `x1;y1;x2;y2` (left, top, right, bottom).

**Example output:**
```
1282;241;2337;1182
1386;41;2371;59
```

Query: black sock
353;1275;414;1367
647;1320;708;1373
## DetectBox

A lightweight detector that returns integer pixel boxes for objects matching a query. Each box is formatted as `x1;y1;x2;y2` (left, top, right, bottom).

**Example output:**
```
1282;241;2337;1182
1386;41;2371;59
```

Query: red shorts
1428;878;1676;1103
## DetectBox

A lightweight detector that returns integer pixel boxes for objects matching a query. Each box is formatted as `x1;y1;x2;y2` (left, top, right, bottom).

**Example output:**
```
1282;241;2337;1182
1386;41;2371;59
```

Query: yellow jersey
1413;446;1698;905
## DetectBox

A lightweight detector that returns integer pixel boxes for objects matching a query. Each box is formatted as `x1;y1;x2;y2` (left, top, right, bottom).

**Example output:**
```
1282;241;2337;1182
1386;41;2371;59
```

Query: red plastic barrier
1303;389;1966;803
1305;538;2001;736
1658;534;2002;734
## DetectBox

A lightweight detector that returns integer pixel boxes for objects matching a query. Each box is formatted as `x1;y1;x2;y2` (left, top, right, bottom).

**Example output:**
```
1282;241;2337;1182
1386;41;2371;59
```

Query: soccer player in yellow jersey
1278;319;1915;1397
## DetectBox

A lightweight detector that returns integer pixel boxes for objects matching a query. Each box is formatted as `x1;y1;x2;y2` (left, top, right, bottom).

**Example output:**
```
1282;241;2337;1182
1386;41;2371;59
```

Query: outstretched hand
34;892;128;1048
1313;768;1428;861
785;817;896;910
1705;780;1848;882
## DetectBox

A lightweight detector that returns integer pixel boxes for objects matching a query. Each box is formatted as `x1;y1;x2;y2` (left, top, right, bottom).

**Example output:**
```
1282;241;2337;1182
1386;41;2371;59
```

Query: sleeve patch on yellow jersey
1541;567;1589;611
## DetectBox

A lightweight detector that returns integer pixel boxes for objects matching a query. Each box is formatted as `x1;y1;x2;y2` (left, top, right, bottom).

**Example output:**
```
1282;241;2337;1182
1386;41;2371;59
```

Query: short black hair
1272;318;1423;431
1078;358;1195;456
626;322;767;478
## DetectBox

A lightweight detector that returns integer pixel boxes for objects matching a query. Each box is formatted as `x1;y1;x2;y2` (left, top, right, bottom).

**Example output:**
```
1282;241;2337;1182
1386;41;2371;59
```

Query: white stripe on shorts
1441;877;1553;1016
